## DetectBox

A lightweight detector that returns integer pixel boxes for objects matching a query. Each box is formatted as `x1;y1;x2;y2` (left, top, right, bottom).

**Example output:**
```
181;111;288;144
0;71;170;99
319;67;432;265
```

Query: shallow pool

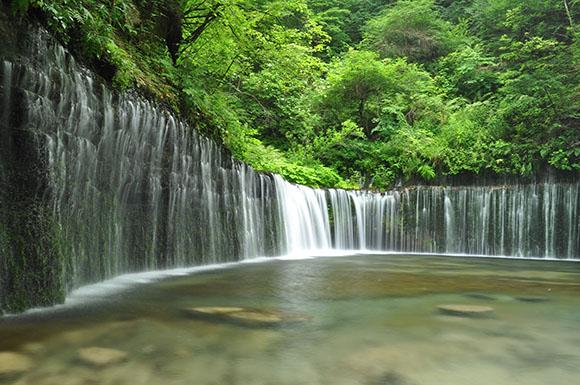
1;254;580;385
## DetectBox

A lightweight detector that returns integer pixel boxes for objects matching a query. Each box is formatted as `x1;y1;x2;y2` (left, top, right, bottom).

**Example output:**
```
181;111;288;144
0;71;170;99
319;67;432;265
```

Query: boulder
436;304;495;318
77;347;128;368
183;306;309;327
0;352;33;378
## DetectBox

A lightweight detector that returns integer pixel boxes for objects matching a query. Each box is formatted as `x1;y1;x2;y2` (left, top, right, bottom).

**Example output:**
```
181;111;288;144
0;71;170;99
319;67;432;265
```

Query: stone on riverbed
437;304;495;318
0;352;33;379
463;292;497;301
371;371;414;385
183;306;309;327
515;296;549;303
78;347;128;367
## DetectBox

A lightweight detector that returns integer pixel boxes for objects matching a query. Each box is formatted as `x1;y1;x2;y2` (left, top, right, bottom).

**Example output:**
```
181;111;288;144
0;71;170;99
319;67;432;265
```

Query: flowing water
1;254;580;385
1;26;578;313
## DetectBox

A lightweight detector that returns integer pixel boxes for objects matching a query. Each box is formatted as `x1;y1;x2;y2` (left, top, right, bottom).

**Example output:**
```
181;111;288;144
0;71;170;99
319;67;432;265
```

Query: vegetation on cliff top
9;0;579;189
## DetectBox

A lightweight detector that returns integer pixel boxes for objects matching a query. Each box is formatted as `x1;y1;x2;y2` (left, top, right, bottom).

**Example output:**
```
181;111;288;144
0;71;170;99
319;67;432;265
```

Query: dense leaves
362;0;465;63
13;0;579;189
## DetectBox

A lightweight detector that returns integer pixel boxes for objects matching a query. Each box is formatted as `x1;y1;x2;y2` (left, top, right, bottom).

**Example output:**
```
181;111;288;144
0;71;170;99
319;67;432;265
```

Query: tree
307;0;392;55
362;0;465;63
469;0;578;46
317;50;393;136
317;50;443;137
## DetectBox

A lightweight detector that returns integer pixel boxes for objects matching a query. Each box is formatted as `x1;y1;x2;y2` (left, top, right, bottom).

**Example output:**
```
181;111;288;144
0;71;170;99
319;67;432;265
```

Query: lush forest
9;0;579;189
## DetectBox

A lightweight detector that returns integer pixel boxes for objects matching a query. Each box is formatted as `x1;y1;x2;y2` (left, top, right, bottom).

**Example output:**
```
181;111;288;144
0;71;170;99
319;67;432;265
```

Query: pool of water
1;254;580;385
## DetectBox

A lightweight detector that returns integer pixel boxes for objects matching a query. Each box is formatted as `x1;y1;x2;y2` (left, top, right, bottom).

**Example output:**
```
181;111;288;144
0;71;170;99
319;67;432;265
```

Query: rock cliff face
1;7;65;313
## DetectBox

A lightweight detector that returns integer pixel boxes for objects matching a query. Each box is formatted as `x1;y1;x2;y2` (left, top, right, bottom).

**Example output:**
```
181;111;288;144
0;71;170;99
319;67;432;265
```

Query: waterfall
274;176;332;255
444;196;455;253
0;28;578;313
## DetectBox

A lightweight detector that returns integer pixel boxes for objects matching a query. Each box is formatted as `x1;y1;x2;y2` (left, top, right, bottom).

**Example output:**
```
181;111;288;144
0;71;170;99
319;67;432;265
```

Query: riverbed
1;254;579;385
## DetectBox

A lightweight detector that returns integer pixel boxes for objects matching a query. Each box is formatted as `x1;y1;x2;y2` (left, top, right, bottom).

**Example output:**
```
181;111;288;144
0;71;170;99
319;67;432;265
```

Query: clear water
1;254;580;385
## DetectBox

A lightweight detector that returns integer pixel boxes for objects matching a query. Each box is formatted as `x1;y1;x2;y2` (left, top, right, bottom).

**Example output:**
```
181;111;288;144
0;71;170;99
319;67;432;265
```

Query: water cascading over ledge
326;182;579;257
0;25;578;313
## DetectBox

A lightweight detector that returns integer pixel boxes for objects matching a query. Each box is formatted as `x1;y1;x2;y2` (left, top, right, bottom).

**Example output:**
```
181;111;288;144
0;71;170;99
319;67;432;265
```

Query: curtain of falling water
0;28;578;312
2;31;285;292
324;184;579;258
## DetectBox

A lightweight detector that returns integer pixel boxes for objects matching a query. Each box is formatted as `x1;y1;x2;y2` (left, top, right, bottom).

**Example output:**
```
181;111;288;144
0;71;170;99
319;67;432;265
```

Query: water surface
1;254;580;385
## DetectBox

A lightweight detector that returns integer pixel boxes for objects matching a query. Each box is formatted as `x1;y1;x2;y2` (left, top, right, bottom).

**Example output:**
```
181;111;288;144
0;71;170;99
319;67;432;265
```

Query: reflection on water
1;254;580;385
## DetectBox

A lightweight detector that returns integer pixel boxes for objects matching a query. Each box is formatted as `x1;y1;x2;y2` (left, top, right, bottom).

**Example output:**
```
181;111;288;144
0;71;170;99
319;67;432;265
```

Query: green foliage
436;45;499;101
362;0;467;63
308;0;391;55
470;0;577;44
233;133;345;187
242;40;326;144
105;41;137;89
317;50;394;135
436;102;493;174
16;0;579;189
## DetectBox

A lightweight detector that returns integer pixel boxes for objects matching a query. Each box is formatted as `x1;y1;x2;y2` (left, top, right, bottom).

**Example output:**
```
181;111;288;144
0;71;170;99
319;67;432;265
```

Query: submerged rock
463;293;496;301
372;371;413;385
0;352;33;378
188;306;246;315
437;304;495;318
515;296;549;303
183;306;309;327
77;347;128;367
